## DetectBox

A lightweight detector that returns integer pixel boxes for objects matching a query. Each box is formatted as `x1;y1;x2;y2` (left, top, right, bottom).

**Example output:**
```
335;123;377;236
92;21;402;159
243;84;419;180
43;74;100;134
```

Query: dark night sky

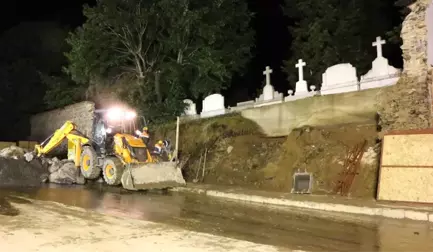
0;0;290;107
0;0;401;107
0;1;94;30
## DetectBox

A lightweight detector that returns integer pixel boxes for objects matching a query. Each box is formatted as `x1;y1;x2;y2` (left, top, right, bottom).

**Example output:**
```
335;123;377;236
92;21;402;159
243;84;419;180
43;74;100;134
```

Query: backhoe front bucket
120;162;186;191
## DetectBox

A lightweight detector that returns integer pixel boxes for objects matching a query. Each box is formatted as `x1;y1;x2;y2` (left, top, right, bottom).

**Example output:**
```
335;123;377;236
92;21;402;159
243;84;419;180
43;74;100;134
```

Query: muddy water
1;184;433;251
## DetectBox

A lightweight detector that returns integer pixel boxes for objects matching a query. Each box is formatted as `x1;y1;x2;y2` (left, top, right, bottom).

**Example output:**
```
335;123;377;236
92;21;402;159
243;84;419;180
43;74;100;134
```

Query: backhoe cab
34;106;186;190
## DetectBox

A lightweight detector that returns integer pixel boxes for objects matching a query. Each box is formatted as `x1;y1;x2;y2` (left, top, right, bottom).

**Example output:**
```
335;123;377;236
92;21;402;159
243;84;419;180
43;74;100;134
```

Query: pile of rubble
0;146;85;186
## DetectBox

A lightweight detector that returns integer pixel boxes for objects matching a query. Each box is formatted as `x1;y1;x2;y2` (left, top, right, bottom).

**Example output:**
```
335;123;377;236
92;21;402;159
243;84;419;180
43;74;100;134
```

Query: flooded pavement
1;184;433;251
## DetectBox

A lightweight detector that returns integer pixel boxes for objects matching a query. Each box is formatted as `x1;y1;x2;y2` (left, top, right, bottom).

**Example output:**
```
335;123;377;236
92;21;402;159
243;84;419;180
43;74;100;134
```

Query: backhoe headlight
107;107;123;121
125;111;137;120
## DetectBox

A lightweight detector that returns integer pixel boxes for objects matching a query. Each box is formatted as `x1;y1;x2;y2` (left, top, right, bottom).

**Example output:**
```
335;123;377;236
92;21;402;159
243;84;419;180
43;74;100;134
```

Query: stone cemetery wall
241;88;381;137
30;101;96;156
378;0;433;133
377;130;433;203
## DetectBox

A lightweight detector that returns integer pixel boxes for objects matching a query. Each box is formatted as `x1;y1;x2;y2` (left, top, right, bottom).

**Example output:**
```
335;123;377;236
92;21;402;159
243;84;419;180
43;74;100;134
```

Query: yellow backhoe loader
33;107;186;190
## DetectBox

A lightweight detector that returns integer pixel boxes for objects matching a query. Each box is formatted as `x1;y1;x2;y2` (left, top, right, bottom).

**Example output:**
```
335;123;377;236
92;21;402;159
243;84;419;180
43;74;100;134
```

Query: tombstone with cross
295;59;308;93
285;59;314;102
262;66;275;100
360;36;401;90
372;36;386;59
254;66;283;107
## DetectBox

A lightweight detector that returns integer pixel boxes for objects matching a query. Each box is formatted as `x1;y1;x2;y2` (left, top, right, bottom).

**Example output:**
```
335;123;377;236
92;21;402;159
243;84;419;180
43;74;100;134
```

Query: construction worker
153;140;164;155
136;126;150;145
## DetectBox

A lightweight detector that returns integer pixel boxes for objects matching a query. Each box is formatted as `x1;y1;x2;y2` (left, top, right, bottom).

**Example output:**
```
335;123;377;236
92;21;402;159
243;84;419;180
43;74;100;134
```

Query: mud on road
1;184;433;251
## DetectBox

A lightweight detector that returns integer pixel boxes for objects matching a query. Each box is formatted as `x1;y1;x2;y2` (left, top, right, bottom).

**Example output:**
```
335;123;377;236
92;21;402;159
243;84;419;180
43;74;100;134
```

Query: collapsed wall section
29;101;96;156
378;0;433;133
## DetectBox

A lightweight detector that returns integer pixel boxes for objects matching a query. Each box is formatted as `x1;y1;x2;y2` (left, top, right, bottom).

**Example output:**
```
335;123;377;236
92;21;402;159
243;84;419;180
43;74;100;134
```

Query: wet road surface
1;183;433;251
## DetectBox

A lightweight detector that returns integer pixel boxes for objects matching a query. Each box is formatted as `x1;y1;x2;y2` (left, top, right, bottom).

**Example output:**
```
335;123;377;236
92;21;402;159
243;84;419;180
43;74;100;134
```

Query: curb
170;187;433;223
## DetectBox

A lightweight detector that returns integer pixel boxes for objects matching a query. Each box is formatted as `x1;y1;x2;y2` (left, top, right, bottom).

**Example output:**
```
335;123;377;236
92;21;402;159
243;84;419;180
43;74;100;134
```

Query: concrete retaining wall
240;88;381;137
29;101;96;156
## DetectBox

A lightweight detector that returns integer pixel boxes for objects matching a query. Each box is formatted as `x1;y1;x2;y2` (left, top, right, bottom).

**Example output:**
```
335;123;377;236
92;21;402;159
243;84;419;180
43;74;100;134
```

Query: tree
65;0;254;122
282;0;397;88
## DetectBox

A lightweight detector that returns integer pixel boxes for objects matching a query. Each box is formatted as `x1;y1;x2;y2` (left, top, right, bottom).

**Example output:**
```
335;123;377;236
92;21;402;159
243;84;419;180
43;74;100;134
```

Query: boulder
48;160;86;185
24;152;35;162
48;157;62;173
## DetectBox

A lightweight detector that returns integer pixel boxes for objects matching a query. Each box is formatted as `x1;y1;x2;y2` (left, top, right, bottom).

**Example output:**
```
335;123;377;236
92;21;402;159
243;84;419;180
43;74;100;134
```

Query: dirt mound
0;157;49;187
0;146;26;159
157;114;380;198
0;146;84;186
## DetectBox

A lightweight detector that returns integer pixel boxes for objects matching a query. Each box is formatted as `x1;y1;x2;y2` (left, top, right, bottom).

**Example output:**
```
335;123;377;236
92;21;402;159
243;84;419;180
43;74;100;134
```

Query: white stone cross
372;36;386;58
263;66;273;86
295;59;306;82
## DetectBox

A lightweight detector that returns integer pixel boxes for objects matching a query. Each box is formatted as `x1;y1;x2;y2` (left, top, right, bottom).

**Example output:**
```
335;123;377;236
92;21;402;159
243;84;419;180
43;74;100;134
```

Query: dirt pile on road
0;157;48;187
156;115;380;198
0;146;84;186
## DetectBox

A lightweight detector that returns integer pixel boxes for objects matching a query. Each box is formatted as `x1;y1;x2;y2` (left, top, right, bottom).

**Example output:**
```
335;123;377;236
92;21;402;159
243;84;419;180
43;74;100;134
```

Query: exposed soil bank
156;114;380;198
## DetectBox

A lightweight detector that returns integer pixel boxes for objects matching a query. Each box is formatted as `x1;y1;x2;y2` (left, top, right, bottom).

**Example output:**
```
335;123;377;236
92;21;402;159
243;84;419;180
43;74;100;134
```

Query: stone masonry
377;0;433;134
29;101;96;156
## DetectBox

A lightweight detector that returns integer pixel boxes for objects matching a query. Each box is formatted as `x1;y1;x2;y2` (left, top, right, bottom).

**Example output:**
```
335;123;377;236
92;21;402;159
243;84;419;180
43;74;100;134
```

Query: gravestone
200;94;226;118
295;59;308;93
360;36;401;90
321;63;359;95
183;99;197;116
285;59;314;101
428;2;433;66
255;66;283;107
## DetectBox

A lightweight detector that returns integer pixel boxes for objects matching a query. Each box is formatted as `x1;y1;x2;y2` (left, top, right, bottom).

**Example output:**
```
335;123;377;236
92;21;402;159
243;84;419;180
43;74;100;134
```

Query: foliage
65;0;254;121
282;0;397;87
41;73;86;110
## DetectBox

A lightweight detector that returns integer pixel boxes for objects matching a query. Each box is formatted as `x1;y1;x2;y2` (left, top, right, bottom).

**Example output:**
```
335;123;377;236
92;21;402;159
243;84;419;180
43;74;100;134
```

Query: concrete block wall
29;101;96;156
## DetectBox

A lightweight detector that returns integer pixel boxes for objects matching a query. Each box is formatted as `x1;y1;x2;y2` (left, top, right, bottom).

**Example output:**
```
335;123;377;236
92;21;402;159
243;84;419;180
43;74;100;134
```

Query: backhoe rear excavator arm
34;120;91;167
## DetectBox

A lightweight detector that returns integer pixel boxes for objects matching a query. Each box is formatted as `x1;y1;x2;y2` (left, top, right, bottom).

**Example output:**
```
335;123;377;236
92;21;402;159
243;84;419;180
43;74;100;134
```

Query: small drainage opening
291;172;312;194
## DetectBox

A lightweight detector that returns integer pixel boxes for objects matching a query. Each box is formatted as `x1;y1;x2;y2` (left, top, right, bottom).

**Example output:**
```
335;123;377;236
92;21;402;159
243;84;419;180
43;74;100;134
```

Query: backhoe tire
102;157;124;186
80;146;101;180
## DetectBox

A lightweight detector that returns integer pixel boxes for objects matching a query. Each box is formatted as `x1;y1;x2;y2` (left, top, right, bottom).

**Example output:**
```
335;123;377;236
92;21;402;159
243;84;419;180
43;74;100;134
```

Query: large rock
48;160;86;185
